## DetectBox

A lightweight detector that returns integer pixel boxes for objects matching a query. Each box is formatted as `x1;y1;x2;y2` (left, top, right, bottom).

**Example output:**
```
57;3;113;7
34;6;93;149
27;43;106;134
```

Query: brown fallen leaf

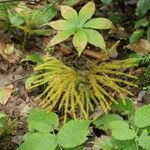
125;39;150;55
0;42;21;63
0;84;14;105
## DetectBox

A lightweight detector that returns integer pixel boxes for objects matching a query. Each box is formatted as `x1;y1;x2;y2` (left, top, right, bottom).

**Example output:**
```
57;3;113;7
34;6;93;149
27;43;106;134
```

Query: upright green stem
22;31;27;51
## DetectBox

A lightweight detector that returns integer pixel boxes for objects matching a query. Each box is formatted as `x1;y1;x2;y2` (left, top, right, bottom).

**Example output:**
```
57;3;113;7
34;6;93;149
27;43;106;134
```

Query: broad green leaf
28;109;59;133
112;139;137;150
147;26;150;42
84;29;106;50
79;1;95;25
129;30;144;43
17;133;57;150
9;14;24;27
22;53;43;64
109;121;136;140
138;135;150;150
48;29;75;47
134;18;149;29
84;18;114;29
134;104;150;128
60;5;78;24
93;114;123;129
64;146;84;150
57;120;90;148
112;98;135;115
48;19;75;30
31;5;57;26
73;29;87;56
101;0;112;5
136;0;150;17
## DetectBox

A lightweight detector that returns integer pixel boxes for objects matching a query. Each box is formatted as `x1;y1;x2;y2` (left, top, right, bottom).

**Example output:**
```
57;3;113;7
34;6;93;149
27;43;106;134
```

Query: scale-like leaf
28;109;59;133
48;19;75;31
48;29;75;47
73;29;87;56
61;5;78;24
57;120;90;148
84;18;114;29
134;104;150;128
79;1;95;25
109;120;136;140
17;133;57;150
84;29;106;50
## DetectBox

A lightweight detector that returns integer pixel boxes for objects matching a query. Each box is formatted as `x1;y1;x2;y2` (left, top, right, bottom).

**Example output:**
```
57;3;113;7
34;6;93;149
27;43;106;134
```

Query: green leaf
112;98;135;115
31;5;57;26
84;29;106;50
147;26;150;42
95;136;114;149
79;1;95;25
84;18;114;29
134;104;150;128
22;53;43;64
17;133;57;150
48;29;75;47
29;29;51;36
138;135;150;150
28;109;59;133
60;5;78;24
9;14;24;27
109;121;136;140
57;120;90;148
101;0;113;5
112;139;137;150
136;0;150;17
73;29;87;56
134;18;149;29
129;30;144;43
48;19;75;30
93;114;123;129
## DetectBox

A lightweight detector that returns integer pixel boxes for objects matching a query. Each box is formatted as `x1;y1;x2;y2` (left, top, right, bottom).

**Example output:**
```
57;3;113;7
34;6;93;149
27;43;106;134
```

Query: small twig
1;75;29;87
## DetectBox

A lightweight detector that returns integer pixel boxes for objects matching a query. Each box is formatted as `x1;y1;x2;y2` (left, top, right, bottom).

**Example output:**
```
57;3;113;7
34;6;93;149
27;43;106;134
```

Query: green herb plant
17;109;91;150
93;99;150;150
8;2;57;48
130;0;150;43
47;1;114;56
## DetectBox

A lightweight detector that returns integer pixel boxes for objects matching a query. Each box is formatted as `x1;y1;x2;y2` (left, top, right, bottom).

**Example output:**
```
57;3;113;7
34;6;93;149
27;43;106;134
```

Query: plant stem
22;32;27;51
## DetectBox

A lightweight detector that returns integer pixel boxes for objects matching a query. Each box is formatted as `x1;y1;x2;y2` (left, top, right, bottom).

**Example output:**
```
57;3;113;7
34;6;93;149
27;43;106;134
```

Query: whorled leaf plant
47;1;114;56
26;56;138;122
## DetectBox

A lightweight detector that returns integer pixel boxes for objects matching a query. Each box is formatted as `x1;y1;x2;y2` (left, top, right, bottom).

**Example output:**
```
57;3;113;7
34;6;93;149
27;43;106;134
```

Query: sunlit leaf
84;29;106;50
79;1;95;25
48;29;75;47
57;120;90;148
61;5;78;24
109;120;136;140
17;133;57;150
48;19;75;30
73;29;87;56
28;109;59;133
134;104;150;128
84;18;114;29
